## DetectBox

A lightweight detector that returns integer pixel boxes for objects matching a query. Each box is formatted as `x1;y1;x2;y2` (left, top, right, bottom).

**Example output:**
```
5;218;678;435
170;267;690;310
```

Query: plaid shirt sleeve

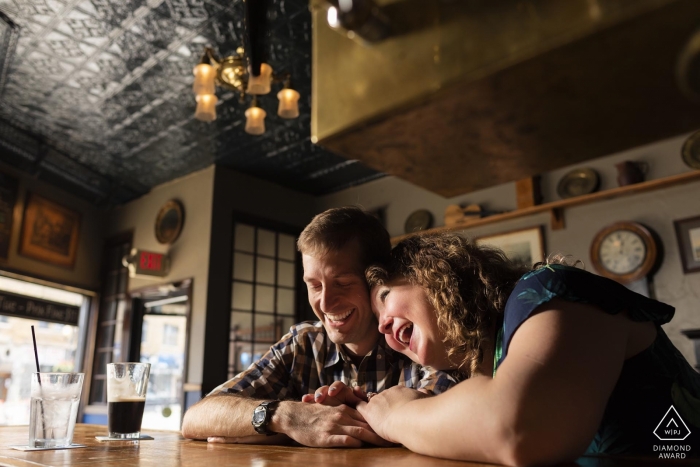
416;364;460;395
207;330;298;400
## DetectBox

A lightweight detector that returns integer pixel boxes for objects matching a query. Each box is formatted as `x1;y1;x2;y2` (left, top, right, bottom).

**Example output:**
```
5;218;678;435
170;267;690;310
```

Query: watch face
253;407;266;425
598;230;647;275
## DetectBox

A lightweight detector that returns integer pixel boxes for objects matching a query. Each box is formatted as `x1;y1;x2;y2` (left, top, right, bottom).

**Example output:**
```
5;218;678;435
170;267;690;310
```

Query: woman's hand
356;386;431;443
301;381;367;407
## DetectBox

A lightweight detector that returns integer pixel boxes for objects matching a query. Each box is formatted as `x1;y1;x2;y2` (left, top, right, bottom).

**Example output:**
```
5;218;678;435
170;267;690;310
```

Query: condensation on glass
228;224;298;378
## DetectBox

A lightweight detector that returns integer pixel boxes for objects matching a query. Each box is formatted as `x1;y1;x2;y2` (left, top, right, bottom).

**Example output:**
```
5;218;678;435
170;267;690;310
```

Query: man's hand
271;400;393;447
356;386;430;443
300;381;367;407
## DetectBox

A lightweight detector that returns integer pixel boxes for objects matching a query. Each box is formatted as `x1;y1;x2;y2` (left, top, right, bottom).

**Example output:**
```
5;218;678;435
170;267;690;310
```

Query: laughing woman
340;233;699;466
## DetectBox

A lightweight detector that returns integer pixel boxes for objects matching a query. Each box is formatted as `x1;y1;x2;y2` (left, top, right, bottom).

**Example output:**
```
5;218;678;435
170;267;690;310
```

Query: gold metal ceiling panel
312;0;678;142
311;0;689;197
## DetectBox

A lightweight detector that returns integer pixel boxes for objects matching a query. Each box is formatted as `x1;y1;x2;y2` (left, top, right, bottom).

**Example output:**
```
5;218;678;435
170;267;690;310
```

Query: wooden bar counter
0;424;688;466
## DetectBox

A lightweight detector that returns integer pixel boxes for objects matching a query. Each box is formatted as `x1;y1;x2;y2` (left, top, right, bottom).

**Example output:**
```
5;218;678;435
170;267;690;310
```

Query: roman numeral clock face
591;222;660;283
599;231;646;274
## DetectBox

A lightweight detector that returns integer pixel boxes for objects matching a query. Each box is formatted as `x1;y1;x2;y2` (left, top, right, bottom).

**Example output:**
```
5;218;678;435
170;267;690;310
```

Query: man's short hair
297;206;390;268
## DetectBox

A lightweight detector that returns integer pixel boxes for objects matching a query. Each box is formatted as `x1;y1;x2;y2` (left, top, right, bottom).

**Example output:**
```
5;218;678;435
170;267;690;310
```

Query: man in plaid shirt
182;207;457;447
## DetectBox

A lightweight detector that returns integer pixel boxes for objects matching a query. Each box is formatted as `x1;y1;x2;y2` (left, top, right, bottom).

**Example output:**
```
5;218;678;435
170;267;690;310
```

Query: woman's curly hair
366;232;529;377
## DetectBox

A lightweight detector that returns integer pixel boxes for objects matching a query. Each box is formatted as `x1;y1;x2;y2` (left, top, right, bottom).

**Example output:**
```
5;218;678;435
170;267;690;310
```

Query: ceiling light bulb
277;88;300;119
338;0;353;12
194;94;217;122
193;63;216;96
327;6;340;28
245;104;266;135
246;63;273;95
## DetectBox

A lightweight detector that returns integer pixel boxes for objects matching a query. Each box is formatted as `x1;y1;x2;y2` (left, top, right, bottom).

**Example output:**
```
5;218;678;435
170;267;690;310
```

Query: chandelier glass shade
277;88;300;119
247;63;273;95
194;94;217;122
193;63;216;96
244;100;267;135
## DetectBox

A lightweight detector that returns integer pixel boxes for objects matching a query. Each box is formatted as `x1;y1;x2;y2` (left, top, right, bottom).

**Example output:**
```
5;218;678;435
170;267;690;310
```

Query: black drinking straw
31;325;41;374
31;325;46;443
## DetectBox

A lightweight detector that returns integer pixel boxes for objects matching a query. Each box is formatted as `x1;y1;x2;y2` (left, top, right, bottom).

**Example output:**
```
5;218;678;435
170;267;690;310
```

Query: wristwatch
251;400;279;435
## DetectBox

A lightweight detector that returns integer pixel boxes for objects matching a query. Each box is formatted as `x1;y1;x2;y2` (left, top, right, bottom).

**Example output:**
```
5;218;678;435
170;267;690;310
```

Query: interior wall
200;165;316;393
0;161;104;290
211;165;318;227
104;166;215;386
316;133;700;365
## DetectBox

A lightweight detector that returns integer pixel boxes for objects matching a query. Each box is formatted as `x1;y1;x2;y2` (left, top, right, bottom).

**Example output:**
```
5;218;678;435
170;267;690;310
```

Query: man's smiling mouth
326;309;354;322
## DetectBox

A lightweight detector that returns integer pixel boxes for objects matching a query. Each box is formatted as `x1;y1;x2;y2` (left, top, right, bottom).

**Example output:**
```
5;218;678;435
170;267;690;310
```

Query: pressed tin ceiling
0;0;385;205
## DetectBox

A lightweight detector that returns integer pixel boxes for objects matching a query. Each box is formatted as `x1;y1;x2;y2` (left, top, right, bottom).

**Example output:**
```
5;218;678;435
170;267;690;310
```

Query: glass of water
29;373;84;448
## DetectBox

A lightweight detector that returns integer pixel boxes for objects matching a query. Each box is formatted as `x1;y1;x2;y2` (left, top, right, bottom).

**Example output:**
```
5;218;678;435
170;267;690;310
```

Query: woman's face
371;278;454;370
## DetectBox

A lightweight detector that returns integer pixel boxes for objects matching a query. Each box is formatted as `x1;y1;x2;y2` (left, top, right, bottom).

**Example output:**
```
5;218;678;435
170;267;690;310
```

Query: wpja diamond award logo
653;406;692;459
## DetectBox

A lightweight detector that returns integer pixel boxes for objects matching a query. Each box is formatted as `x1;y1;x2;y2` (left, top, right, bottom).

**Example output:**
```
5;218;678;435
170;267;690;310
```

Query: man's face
302;241;379;357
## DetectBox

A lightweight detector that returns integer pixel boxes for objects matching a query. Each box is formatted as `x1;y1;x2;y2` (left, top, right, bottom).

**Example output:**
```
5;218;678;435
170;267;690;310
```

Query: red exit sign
122;249;171;278
139;251;163;271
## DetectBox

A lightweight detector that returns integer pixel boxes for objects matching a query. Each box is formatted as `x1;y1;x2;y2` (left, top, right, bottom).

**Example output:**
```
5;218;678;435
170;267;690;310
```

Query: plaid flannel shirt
209;321;458;399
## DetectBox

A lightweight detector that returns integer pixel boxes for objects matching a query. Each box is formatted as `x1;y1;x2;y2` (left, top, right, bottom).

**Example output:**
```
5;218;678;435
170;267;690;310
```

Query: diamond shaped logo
654;406;691;441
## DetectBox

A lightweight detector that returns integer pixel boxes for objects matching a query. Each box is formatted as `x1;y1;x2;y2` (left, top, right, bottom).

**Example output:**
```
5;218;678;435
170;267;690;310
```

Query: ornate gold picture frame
18;193;81;269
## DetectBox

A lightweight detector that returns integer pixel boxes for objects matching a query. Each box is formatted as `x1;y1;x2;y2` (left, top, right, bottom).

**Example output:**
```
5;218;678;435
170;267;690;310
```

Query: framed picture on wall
674;215;700;274
476;226;545;267
18;193;81;269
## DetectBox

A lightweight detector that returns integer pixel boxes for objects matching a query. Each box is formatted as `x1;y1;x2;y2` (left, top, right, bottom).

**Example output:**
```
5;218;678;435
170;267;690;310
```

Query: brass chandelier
192;46;300;135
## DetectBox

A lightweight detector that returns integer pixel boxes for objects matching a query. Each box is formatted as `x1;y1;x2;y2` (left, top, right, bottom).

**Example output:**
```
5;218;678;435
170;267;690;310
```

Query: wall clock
155;200;185;245
590;221;662;284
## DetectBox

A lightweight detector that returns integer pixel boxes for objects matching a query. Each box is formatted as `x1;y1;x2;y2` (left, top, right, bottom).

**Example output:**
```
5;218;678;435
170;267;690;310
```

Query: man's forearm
184;392;389;447
181;392;264;439
182;392;307;440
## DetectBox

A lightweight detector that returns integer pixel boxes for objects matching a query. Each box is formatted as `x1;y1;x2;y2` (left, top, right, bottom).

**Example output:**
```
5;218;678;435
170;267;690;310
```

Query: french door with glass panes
228;222;301;378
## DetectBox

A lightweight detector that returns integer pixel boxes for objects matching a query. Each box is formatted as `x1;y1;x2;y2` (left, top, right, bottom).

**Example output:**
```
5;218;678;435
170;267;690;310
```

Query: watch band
252;400;279;435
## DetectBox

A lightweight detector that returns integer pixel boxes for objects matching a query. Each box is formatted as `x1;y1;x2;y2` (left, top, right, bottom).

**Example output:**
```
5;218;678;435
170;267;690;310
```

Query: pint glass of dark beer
106;362;150;439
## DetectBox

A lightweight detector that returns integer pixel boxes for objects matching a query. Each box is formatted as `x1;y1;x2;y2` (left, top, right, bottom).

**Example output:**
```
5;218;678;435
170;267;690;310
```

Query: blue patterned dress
494;264;700;456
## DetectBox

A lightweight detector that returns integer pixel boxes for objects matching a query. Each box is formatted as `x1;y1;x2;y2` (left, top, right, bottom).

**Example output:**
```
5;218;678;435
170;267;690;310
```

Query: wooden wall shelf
392;170;700;243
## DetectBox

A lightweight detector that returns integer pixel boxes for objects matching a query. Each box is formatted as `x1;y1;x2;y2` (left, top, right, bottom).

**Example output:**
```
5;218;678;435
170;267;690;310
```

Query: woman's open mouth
396;322;413;345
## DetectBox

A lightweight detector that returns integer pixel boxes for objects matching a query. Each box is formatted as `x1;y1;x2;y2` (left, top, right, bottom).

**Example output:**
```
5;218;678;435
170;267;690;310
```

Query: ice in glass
29;373;84;448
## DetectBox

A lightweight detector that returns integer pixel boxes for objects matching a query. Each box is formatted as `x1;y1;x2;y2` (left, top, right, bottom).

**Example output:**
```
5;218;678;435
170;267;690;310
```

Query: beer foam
107;396;146;403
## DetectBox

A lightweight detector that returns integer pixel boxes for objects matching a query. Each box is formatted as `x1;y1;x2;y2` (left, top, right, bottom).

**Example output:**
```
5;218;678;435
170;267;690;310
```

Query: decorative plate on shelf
404;209;433;233
681;130;700;169
155;200;185;245
556;168;600;199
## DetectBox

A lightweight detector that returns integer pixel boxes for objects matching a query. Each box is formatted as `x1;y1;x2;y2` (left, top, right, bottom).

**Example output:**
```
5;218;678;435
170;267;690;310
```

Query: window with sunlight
0;275;89;425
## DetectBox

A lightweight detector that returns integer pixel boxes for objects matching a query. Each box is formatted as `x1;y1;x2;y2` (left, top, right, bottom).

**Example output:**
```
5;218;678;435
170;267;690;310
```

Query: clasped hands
302;381;430;445
206;382;426;447
300;381;369;407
